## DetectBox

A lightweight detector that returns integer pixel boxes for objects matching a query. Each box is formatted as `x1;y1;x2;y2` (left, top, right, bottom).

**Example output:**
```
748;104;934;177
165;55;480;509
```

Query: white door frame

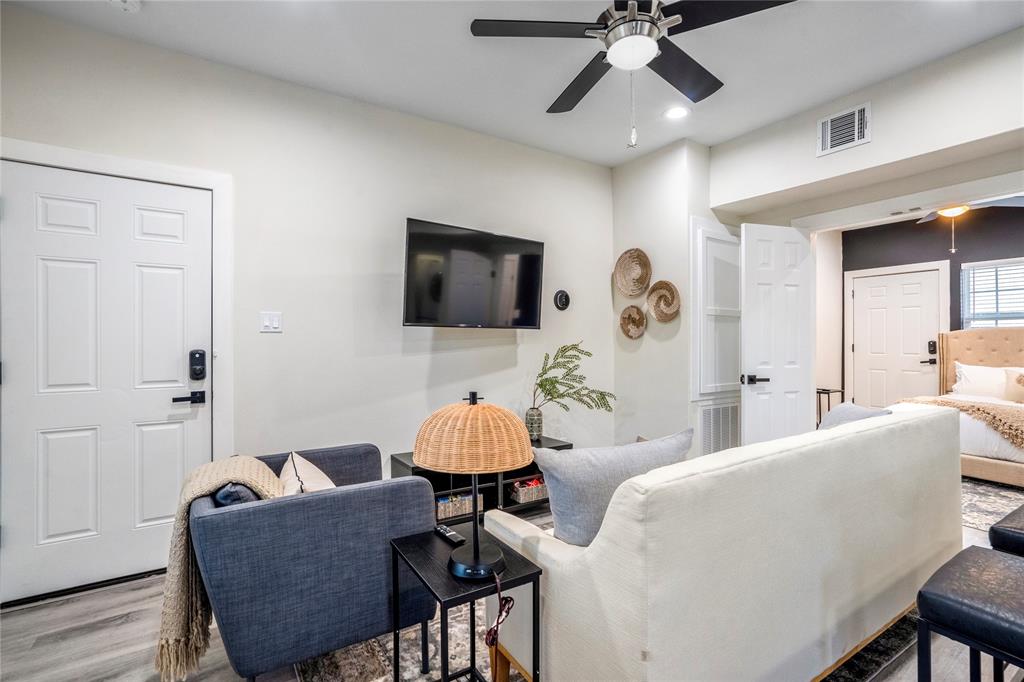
843;260;950;399
1;137;235;459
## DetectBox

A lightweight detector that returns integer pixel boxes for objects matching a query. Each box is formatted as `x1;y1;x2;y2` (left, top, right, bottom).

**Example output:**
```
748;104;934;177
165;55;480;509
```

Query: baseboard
1;568;167;610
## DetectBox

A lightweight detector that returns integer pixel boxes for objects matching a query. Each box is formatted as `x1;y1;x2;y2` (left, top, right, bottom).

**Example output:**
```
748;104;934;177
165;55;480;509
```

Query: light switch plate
259;311;283;333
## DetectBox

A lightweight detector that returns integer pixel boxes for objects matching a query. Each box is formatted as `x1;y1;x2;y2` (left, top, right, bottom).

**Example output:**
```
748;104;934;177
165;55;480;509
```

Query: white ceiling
22;1;1024;166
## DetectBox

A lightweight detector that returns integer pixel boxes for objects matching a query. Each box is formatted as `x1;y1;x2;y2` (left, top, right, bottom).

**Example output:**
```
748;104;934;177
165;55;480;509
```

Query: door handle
172;390;206;405
740;374;771;384
919;359;937;365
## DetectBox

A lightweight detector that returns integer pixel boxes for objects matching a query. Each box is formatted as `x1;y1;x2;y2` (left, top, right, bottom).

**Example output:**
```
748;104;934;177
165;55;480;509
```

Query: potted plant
528;341;615;440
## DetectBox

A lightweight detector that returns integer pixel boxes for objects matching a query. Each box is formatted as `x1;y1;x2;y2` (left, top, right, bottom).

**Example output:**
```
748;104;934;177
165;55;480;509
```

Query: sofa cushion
212;482;259;507
917;546;1024;659
990;504;1024;557
818;402;891;430
534;430;693;546
279;452;336;495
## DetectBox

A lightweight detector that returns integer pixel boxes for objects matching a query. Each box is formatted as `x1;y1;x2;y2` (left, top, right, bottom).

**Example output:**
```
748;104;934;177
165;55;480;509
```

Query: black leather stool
990;504;1024;557
917;546;1024;682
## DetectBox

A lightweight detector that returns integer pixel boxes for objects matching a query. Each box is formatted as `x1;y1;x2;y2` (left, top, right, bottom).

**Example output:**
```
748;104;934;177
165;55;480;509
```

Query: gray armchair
189;444;436;680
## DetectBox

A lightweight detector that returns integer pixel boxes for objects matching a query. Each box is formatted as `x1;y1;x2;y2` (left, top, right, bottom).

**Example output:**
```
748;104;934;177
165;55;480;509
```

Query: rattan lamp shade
414;400;533;474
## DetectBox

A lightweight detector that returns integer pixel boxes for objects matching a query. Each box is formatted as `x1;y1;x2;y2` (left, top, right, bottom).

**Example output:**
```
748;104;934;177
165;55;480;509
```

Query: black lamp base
448;540;505;580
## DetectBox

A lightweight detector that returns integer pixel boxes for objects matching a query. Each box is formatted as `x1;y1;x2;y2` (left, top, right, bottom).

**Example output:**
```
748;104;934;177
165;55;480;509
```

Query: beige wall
1;5;617;463
710;27;1024;218
812;230;843;392
611;140;711;442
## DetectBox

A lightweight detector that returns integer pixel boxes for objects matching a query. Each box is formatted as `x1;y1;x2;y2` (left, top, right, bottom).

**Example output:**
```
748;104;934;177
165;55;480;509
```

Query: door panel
1;161;213;601
740;224;816;444
852;270;939;406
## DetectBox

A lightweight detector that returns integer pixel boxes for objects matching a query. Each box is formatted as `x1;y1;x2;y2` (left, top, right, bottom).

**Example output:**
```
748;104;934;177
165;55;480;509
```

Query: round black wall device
553;290;570;311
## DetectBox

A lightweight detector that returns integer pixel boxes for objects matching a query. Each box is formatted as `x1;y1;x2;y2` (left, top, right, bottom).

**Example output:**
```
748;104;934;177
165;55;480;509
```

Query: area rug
962;476;1024;531
296;600;516;682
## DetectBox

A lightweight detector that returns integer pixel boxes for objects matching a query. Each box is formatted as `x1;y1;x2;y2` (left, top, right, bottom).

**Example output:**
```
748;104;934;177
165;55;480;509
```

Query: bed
894;328;1024;487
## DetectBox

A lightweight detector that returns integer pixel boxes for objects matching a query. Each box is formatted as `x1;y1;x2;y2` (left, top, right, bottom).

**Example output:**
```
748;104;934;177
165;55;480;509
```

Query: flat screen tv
403;219;544;329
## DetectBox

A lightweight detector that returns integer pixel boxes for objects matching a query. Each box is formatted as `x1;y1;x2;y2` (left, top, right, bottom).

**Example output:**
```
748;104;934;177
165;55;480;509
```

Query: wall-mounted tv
403;219;544;329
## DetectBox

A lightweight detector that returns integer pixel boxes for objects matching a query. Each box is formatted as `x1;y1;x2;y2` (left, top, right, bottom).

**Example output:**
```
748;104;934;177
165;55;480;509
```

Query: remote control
434;525;466;546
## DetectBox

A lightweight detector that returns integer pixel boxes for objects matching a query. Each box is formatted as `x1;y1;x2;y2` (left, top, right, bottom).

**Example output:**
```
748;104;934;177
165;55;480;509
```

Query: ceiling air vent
817;103;870;157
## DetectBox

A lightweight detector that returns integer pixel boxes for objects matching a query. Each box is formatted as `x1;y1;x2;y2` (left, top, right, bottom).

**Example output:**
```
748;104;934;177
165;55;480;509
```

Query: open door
740;223;816;444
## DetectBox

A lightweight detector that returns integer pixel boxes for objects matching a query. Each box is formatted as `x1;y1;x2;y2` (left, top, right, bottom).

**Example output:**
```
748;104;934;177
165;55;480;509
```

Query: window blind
961;258;1024;328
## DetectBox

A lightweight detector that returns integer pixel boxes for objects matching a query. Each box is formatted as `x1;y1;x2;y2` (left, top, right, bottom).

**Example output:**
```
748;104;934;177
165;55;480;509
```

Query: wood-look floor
1;525;1020;681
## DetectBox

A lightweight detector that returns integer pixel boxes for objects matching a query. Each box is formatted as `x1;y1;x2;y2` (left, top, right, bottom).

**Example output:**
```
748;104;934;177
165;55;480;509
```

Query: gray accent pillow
534;430;694;547
212;482;259;507
818;401;891;430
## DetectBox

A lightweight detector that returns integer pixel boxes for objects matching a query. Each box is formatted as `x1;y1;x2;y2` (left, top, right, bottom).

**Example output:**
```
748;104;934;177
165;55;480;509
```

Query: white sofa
485;407;962;681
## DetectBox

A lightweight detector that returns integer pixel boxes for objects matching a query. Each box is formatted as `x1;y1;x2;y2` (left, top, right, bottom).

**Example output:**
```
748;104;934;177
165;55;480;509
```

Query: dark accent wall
842;207;1024;330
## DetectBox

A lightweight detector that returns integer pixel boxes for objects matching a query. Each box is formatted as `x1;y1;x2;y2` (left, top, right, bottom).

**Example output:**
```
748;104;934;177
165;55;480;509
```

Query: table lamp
414;391;533;579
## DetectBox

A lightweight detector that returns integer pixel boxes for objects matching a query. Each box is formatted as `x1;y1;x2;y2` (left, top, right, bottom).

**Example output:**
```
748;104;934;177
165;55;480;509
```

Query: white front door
1;161;213;602
852;270;941;406
740;223;816;444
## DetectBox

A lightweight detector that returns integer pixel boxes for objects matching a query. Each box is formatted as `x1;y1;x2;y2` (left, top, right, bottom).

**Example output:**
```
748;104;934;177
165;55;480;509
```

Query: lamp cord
485;573;514;649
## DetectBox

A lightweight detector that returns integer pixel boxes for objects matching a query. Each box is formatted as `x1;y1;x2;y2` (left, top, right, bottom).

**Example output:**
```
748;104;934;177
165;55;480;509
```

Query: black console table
391;436;572;523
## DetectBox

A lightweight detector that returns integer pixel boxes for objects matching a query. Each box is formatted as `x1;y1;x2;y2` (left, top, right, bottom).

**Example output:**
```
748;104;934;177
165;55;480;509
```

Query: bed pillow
818;402;891;430
1006;369;1024;403
533;429;693;547
952;362;1009;398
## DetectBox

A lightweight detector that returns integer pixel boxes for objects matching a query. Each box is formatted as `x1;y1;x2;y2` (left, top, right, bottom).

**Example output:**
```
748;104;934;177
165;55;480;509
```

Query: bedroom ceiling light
664;105;689;119
937;205;970;218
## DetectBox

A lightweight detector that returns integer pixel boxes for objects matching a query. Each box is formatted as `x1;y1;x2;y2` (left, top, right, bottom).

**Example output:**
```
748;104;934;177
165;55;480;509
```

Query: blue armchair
189;444;437;680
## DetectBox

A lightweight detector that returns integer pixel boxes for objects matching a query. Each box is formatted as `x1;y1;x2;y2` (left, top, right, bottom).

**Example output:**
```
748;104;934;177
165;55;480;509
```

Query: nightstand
391;522;542;681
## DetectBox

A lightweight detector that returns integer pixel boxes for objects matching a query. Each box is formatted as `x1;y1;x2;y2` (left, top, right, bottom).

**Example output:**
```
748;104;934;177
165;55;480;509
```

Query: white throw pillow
279;452;336;495
952;362;1014;398
1006;369;1024;403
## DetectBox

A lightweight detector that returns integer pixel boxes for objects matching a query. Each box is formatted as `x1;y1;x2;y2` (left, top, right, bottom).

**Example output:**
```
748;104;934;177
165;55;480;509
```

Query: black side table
391;522;542;682
816;388;844;425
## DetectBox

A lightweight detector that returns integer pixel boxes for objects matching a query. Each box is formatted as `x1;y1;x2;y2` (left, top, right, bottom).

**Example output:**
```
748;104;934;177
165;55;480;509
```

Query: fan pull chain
628;70;639;149
949;216;957;254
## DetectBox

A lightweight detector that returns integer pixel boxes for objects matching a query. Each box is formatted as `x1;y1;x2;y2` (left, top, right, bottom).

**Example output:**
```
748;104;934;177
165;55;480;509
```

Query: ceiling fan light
937;205;970;218
606;33;659;70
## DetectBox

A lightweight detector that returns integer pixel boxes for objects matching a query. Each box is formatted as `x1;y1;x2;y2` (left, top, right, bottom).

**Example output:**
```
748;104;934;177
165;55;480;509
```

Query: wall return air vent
816;102;870;157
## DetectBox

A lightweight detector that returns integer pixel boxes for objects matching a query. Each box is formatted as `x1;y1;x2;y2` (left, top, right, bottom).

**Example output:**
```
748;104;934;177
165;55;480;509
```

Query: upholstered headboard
938;328;1024;393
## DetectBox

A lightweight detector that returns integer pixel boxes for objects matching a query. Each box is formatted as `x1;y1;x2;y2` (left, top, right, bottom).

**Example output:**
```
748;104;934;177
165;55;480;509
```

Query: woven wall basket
620;305;647;339
647;280;681;322
613;248;652;297
414;401;533;474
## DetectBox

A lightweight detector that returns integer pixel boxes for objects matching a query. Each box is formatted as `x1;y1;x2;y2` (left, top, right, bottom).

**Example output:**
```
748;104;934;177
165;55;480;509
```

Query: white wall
1;5;616;464
812;230;843;392
611;140;710;443
710;27;1024;217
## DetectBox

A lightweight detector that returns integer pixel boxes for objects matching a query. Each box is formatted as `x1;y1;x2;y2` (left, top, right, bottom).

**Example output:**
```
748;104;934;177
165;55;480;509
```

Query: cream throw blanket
156;456;283;681
901;397;1024;450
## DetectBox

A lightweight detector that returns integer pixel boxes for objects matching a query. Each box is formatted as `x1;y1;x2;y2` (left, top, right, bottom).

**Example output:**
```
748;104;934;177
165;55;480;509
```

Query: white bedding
891;394;1024;464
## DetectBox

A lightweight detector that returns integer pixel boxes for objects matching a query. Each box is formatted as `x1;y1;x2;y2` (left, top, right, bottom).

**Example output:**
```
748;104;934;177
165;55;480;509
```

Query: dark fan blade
613;1;656;11
647;38;723;103
471;20;603;38
547;53;612;113
660;1;795;35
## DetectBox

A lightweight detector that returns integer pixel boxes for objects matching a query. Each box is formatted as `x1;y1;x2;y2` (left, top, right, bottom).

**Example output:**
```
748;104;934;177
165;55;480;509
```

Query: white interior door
740;223;815;444
852;270;940;406
1;161;213;602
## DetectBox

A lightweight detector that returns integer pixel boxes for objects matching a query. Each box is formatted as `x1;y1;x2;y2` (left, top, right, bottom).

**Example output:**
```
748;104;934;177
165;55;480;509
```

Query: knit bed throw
155;456;283;681
901;397;1024;450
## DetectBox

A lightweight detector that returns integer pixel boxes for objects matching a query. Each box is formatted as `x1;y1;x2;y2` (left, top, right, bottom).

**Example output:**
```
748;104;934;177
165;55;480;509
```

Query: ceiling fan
916;195;1024;223
471;0;794;113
